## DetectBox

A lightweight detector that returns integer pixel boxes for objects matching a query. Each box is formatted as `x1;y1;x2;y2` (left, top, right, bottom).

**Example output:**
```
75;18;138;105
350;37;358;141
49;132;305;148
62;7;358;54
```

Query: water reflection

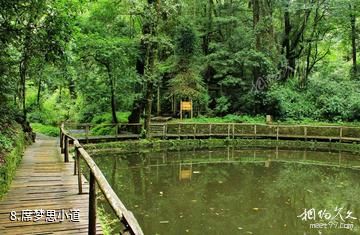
90;147;360;235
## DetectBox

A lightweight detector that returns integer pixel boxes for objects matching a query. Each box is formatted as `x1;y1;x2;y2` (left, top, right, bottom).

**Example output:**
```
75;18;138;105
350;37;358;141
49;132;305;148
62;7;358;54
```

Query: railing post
339;127;343;143
85;124;89;144
89;171;97;235
115;123;119;137
228;123;230;138
60;128;63;152
232;123;235;139
178;123;181;138
304;126;307;141
77;148;83;194
64;136;69;163
74;149;77;175
254;124;257;139
209;124;212;137
193;124;197;139
276;125;279;141
163;124;166;139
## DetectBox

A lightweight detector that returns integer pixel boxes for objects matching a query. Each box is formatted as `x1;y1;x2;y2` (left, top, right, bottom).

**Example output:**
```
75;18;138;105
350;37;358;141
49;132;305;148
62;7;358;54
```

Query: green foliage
91;112;131;124
175;24;198;58
0;135;13;153
266;76;360;122
2;0;360;135
170;114;265;124
90;125;116;136
31;123;59;137
0;126;25;199
266;80;316;120
97;206;116;235
0;119;21;155
168;69;207;102
214;96;230;116
27;88;75;125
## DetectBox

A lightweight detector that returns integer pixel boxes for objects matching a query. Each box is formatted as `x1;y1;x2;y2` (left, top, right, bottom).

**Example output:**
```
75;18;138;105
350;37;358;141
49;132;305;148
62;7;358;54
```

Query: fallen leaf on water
160;221;169;224
252;208;259;211
237;227;243;230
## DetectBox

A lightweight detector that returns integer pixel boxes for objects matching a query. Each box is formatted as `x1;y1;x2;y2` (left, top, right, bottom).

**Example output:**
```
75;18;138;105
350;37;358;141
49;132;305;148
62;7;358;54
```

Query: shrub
91;112;131;124
31;123;59;137
0;135;13;153
265;76;360;122
90;125;116;136
0;126;25;199
214;96;230;116
266;81;316;120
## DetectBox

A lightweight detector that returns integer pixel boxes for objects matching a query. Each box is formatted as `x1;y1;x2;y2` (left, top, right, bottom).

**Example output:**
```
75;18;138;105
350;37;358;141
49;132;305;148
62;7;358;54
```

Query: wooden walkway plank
0;134;103;235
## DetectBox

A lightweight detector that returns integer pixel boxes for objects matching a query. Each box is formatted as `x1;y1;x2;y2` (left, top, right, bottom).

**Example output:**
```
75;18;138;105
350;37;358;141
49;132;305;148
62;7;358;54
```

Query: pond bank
84;138;360;155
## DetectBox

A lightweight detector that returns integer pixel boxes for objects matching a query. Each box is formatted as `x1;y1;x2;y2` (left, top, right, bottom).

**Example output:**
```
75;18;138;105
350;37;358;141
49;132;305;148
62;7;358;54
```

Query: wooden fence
59;124;144;235
63;122;360;143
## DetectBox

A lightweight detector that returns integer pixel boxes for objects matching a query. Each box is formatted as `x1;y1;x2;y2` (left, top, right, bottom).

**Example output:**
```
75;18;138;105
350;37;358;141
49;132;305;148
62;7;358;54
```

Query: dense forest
1;0;360;138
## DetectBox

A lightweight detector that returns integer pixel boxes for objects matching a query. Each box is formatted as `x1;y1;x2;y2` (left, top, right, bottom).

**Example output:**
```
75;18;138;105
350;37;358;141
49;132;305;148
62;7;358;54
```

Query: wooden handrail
62;122;360;144
60;124;144;235
64;122;360;129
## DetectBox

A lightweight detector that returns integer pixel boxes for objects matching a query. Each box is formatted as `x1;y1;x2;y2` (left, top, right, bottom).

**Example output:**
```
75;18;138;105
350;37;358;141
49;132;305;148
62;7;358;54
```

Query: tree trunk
201;0;213;55
144;81;153;134
19;60;27;120
143;40;156;136
106;64;118;124
350;4;357;78
19;30;31;121
283;3;292;80
156;85;161;116
252;0;261;95
68;76;76;99
37;77;41;109
304;42;312;87
128;0;157;125
128;47;146;125
252;0;261;50
143;0;159;136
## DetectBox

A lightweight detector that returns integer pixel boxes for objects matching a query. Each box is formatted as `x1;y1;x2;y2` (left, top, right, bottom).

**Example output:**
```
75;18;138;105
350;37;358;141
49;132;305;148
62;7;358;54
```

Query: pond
89;147;360;235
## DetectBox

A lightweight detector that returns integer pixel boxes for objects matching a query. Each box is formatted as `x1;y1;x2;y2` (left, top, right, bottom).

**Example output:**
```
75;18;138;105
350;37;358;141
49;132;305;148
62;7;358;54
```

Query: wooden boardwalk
0;134;103;234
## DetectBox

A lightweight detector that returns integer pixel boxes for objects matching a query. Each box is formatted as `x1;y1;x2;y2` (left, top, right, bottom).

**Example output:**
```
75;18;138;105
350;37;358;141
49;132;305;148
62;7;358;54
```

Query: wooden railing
63;122;360;143
59;124;144;235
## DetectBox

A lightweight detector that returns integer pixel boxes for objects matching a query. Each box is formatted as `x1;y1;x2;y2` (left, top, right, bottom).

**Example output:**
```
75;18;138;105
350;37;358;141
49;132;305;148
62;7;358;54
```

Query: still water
89;147;360;235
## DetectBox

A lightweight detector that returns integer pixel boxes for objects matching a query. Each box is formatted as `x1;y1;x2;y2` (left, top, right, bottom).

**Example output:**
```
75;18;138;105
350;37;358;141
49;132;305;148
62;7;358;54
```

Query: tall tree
349;2;358;78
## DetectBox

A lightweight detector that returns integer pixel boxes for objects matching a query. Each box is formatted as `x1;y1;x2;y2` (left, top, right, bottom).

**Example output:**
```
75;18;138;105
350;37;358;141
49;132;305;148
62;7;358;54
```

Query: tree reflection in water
90;147;360;235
